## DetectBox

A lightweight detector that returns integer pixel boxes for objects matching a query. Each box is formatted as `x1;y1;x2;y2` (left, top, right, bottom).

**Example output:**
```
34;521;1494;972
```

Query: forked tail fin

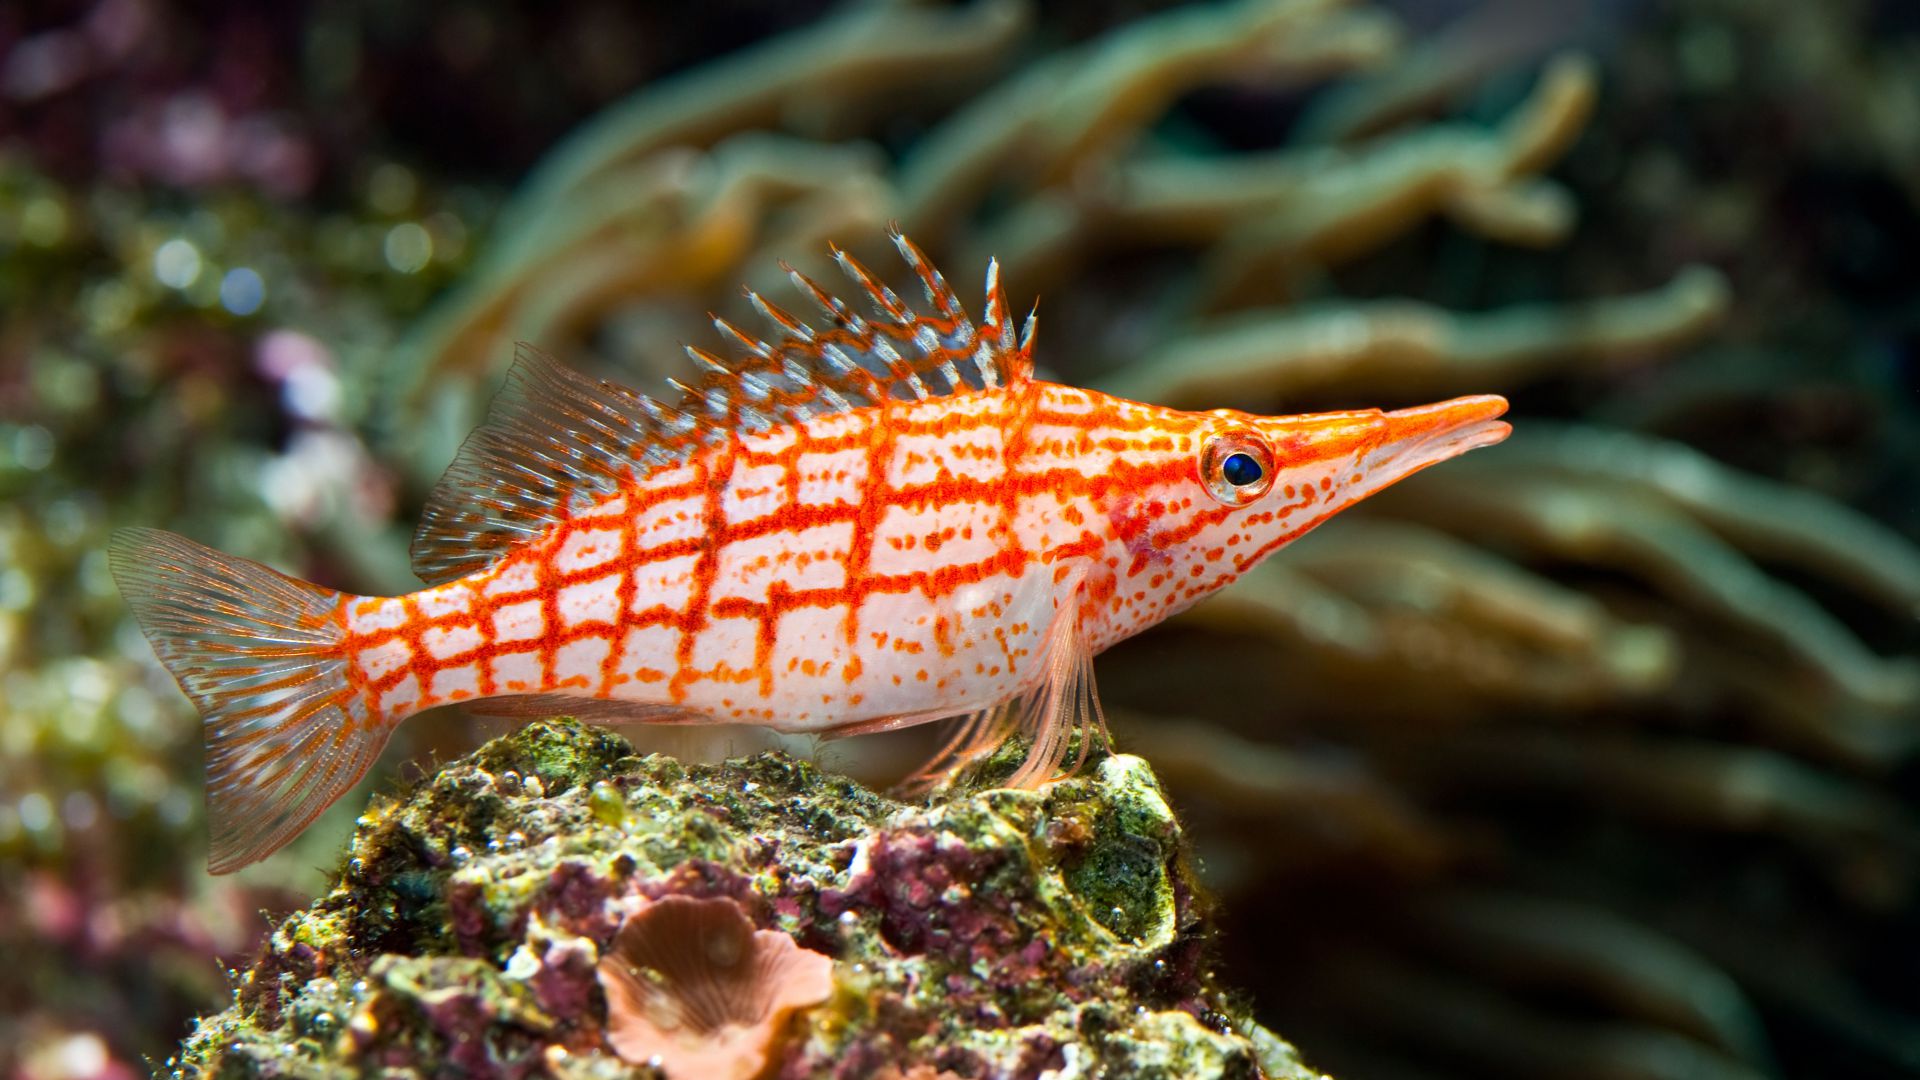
109;528;390;873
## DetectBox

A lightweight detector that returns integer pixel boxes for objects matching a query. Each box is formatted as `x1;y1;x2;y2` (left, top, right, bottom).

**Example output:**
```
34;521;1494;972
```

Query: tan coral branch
898;0;1378;247
1177;548;1669;712
501;0;1029;253
1314;949;1773;1080
1101;266;1728;409
1412;891;1771;1065
1285;521;1677;700
1380;473;1920;734
1293;0;1587;143
1025;0;1378;186
1103;52;1591;247
1192;52;1597;307
1492;425;1920;619
1381;729;1917;893
951;6;1404;299
1109;713;1452;879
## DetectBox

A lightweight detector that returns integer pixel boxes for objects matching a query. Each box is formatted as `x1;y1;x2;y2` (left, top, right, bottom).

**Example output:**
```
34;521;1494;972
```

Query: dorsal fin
411;346;715;584
689;232;1030;422
410;233;1029;585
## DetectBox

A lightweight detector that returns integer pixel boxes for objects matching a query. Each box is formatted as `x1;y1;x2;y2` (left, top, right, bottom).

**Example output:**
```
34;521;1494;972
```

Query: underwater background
2;0;1918;1075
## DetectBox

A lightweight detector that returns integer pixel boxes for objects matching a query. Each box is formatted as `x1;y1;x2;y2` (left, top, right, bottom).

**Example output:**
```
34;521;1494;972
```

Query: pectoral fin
897;576;1112;795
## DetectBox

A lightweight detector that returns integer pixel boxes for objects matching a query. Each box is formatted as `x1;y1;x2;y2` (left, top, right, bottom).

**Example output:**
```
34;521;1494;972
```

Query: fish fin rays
411;345;708;585
410;233;1029;585
465;693;713;725
109;528;386;874
816;706;966;741
892;705;1017;796
680;231;1026;424
894;578;1111;796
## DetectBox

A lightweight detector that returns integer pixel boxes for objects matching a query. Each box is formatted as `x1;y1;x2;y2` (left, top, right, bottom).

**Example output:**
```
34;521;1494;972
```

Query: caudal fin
109;528;390;873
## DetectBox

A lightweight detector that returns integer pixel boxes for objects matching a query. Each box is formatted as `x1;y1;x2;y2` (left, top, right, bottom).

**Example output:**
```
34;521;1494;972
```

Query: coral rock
172;719;1322;1080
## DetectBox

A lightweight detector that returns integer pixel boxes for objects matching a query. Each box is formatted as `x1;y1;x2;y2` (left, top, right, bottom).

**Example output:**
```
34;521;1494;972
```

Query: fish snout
1374;394;1512;471
1290;393;1511;499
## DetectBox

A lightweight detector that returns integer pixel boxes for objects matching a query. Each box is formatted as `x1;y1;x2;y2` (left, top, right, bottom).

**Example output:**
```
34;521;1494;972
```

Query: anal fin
466;693;712;726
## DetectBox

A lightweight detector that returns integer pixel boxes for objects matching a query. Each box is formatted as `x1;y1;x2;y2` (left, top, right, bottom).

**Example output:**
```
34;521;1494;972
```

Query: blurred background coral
2;0;1917;1076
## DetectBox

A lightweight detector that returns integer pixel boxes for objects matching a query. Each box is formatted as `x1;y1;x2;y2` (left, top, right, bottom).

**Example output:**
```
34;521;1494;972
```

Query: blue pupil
1221;452;1263;487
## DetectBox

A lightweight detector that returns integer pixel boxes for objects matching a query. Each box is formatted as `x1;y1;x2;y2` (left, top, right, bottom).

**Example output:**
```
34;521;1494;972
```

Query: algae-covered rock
172;720;1322;1080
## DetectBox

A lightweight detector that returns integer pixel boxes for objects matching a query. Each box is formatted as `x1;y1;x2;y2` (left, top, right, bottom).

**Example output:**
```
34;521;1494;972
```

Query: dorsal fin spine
779;355;819;384
814;384;855;411
667;377;728;419
973;342;1002;390
894;232;964;322
686;346;731;375
638;395;689;431
862;335;930;400
787;268;872;340
981;258;1016;388
833;249;911;326
913;321;966;390
818;343;859;375
712;315;775;361
736;370;776;401
409;236;1030;585
781;264;833;314
748;292;812;342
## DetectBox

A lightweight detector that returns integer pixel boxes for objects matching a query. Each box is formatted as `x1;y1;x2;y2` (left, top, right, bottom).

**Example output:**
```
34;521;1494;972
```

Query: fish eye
1221;452;1262;486
1201;431;1275;506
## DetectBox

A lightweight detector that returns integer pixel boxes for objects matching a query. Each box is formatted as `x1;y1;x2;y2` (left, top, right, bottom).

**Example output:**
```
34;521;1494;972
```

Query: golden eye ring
1200;431;1275;507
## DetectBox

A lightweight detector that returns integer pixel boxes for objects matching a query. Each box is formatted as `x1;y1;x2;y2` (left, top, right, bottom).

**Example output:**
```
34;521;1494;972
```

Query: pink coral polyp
595;895;835;1078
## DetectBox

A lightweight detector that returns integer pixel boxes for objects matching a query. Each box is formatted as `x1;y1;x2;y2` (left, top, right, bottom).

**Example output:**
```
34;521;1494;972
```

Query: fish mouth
1363;394;1511;486
1385;393;1511;458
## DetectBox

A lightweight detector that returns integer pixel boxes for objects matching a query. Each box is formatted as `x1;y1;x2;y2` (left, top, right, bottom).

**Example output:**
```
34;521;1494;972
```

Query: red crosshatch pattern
112;232;1511;873
338;381;1508;732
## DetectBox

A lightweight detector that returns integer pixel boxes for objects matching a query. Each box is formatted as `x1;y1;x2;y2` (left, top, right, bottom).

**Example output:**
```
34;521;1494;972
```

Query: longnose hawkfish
113;233;1509;872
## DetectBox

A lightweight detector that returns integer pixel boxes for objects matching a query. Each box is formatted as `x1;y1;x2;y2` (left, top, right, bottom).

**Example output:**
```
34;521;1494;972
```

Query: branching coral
1158;525;1678;715
1371;432;1920;762
1483;424;1920;620
1292;0;1589;144
1108;713;1453;883
1406;890;1772;1065
391;134;894;430
1067;47;1589;249
1101;267;1729;410
1180;52;1598;309
896;0;1397;249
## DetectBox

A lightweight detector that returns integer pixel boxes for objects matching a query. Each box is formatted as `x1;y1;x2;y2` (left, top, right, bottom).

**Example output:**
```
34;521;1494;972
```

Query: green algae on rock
170;719;1322;1079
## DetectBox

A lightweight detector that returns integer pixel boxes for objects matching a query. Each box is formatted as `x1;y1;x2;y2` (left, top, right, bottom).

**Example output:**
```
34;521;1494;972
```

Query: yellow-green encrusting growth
170;719;1323;1080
